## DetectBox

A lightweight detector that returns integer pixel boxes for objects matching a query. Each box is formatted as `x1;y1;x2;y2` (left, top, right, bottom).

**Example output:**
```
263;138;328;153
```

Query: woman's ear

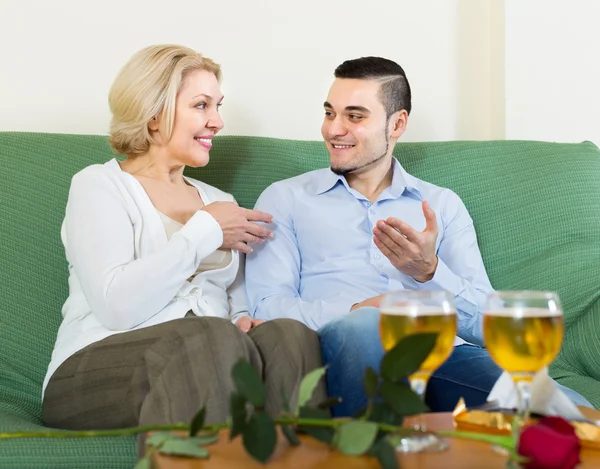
148;115;160;132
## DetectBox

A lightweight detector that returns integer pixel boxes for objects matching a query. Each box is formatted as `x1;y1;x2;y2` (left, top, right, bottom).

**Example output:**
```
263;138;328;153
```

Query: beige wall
503;0;600;145
0;0;597;145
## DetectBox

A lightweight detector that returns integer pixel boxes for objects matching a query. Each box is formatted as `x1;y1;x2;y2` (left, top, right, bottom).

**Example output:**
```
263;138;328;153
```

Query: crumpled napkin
487;367;591;422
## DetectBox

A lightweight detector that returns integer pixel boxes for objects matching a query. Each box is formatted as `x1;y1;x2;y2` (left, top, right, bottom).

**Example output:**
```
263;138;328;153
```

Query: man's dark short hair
334;57;412;117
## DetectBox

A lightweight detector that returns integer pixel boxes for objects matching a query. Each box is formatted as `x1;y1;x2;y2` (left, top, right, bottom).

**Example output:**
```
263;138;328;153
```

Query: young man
245;57;591;416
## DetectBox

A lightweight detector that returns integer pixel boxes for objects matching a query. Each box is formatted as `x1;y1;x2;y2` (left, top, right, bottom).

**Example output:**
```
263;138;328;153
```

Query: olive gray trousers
42;316;326;429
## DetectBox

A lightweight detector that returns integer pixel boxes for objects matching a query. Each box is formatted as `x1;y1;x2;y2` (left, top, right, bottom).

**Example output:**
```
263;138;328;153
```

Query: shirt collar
315;158;423;200
388;158;423;200
315;168;344;195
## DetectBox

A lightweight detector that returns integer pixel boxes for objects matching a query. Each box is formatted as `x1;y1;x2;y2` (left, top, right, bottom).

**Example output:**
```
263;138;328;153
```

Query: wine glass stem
410;377;428;431
514;380;532;437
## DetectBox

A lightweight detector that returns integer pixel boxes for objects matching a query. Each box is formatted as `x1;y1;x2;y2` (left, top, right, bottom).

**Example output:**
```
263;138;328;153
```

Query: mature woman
42;44;325;430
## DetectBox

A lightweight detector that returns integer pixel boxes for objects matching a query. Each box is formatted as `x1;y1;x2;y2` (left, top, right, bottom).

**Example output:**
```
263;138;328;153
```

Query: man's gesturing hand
372;200;439;283
201;202;273;254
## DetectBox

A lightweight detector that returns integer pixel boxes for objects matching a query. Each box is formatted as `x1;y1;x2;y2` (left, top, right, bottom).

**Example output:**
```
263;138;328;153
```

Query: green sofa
1;132;599;468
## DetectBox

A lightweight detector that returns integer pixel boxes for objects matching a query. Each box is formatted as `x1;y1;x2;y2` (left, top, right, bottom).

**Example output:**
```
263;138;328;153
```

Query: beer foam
485;307;562;318
380;306;456;316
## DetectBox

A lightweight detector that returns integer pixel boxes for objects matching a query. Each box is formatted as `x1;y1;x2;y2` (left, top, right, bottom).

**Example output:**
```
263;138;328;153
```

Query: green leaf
381;332;438;381
298;406;335;444
230;393;248;440
298;406;332;420
189;407;206;436
281;424;301;446
296;425;334;446
295;366;326;414
147;431;218;452
331;426;341;448
188;432;219;446
334;421;379;456
133;457;151;469
317;396;342;410
159;439;210;458
367;434;385;456
362;366;379;399
373;438;399;469
379;380;428;416
232;360;266;407
145;431;172;448
365;402;404;426
242;412;277;463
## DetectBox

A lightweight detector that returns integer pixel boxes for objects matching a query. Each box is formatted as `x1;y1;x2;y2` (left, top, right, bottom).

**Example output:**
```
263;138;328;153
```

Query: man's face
321;78;392;175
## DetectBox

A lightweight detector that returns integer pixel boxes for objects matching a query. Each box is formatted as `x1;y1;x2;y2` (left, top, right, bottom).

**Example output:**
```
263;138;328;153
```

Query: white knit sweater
43;159;247;395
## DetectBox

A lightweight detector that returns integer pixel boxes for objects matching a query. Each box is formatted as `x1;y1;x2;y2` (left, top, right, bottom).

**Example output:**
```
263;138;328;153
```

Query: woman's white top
43;158;248;395
156;210;232;274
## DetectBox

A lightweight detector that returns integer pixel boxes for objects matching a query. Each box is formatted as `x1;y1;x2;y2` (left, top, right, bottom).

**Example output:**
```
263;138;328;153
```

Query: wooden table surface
152;407;600;469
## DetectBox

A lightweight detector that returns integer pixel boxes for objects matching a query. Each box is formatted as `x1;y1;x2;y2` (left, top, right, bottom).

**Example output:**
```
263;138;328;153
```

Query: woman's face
154;69;224;168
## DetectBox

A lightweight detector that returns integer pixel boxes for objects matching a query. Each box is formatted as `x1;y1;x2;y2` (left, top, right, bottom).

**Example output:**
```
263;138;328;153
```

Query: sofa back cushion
1;132;599;415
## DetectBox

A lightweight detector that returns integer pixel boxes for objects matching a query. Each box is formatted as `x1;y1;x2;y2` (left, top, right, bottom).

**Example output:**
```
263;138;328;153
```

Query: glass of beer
483;291;564;423
379;290;457;453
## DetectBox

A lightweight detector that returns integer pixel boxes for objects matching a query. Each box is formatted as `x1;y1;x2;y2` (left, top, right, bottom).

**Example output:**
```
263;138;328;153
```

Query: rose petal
519;424;581;469
563;451;582;469
538;416;577;437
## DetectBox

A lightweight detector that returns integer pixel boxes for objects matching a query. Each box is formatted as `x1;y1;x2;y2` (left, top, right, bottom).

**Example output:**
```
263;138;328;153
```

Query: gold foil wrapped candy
452;399;600;450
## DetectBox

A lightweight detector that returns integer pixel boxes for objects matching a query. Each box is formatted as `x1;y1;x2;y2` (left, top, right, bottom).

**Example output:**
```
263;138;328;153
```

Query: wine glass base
395;433;448;453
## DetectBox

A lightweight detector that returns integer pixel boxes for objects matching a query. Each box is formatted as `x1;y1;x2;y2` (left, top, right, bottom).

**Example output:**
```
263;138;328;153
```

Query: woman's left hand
235;316;265;332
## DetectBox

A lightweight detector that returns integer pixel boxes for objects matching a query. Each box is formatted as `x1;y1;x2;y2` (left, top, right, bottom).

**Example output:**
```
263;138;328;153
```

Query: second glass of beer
379;290;457;453
483;291;564;424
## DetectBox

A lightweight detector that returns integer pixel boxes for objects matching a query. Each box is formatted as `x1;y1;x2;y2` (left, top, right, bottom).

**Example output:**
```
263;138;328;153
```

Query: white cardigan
43;159;248;395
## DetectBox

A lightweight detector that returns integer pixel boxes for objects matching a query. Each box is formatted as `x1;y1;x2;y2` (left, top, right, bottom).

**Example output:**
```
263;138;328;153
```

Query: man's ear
148;115;160;132
389;109;408;139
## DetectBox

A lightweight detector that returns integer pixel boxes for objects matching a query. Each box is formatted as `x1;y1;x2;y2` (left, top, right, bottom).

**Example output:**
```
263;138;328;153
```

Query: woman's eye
195;102;207;110
217;103;223;110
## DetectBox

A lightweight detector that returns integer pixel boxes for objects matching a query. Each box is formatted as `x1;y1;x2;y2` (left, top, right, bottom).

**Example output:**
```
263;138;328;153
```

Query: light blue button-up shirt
245;159;493;346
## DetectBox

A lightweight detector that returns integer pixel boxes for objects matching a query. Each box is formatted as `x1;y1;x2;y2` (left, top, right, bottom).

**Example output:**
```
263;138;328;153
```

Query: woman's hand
201;202;273;253
234;316;265;332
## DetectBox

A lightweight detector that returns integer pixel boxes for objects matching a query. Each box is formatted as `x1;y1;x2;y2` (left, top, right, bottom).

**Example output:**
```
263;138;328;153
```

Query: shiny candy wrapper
452;398;600;451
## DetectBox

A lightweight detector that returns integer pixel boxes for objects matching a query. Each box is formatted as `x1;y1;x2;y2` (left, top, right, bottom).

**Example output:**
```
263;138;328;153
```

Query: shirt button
374;254;380;260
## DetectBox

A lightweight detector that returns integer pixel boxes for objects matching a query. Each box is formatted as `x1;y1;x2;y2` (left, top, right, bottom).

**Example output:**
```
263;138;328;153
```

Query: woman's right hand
201;201;273;253
235;316;265;333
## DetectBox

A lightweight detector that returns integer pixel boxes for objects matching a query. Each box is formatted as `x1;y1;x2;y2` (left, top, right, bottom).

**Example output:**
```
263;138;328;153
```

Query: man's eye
324;111;334;117
349;114;362;120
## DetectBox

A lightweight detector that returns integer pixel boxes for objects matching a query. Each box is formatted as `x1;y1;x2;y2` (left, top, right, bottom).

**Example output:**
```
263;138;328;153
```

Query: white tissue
487;367;587;422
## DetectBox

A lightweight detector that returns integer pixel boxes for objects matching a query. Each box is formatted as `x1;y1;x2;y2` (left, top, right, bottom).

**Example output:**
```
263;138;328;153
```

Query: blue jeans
318;307;592;417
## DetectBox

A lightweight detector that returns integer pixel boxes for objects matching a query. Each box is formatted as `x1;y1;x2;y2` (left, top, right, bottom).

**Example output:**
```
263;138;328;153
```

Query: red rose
517;416;581;469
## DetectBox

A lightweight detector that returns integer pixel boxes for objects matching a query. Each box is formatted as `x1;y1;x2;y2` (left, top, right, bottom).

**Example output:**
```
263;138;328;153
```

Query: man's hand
350;294;385;312
235;316;265;332
373;200;439;283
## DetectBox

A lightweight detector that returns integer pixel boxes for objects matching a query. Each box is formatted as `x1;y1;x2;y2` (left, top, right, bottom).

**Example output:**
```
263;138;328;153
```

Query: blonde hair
108;44;221;157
